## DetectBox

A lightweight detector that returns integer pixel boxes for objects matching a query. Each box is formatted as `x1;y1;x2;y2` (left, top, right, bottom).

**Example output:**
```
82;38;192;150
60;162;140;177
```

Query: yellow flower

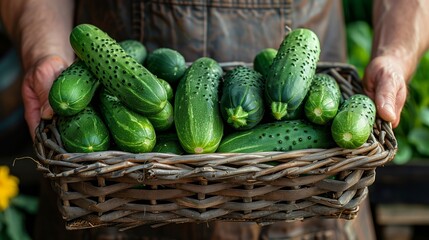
0;166;19;211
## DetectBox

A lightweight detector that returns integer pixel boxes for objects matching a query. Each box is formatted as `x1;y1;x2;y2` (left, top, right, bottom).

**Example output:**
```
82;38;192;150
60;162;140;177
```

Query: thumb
374;70;407;128
40;101;54;120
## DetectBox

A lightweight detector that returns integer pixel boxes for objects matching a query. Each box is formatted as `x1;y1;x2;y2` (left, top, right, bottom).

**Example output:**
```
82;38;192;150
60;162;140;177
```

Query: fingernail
40;103;54;120
382;102;395;120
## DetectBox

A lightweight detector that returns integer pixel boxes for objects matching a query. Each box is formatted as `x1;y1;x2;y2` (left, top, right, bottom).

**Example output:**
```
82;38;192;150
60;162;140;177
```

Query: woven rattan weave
34;62;397;230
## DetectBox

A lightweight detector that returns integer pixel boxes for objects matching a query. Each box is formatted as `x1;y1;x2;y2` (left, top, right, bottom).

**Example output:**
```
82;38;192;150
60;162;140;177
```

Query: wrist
371;46;417;83
14;0;75;71
20;37;74;72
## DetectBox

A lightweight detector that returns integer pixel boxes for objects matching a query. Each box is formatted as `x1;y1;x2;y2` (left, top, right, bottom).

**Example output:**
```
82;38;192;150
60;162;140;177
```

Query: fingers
21;55;70;141
374;71;406;127
363;56;408;128
22;83;41;141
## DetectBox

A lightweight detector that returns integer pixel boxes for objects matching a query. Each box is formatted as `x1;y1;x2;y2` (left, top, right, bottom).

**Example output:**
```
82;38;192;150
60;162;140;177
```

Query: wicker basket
33;62;397;231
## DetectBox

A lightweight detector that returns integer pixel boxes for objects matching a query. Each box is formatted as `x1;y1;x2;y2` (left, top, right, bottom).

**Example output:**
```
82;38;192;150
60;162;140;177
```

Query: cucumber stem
226;106;249;128
271;102;288;120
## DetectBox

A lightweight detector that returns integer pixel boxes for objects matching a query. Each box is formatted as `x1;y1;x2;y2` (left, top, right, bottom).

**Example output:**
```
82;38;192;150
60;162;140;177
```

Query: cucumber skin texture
145;48;187;86
147;101;174;131
253;48;277;77
157;78;174;103
49;60;99;116
69;24;167;115
174;57;224;154
58;106;110;153
331;94;376;149
119;39;147;64
98;89;156;153
265;28;321;120
217;119;335;153
304;73;342;125
220;66;265;130
152;133;185;155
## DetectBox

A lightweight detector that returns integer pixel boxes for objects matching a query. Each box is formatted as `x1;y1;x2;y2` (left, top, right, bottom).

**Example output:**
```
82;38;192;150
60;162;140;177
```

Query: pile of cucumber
49;24;376;154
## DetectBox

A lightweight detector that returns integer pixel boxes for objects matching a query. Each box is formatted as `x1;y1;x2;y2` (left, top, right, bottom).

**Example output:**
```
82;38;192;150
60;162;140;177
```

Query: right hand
21;55;71;140
362;55;409;128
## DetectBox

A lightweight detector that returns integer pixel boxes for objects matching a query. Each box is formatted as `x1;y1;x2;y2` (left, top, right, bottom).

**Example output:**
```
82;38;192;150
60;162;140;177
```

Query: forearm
372;0;429;81
0;0;75;70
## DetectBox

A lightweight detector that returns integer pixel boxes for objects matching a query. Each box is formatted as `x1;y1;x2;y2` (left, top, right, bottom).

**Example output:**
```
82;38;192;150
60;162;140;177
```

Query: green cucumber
145;48;187;86
283;102;305;120
331;94;376;149
98;88;156;153
152;133;185;155
49;60;99;116
157;78;174;103
57;106;110;153
69;24;167;115
174;57;224;154
253;48;277;77
147;101;174;131
265;28;321;120
304;73;342;125
217;119;334;153
220;66;265;130
119;39;147;64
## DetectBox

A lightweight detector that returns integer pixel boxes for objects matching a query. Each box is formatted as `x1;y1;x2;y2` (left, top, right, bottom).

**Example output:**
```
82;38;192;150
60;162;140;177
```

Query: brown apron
35;1;372;239
74;0;346;62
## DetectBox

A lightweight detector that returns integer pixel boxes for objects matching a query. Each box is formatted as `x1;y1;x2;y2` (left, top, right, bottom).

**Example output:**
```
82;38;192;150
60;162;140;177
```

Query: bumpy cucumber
145;48;187;86
253;48;277;77
147;101;174;131
304;73;342;125
98;88;156;153
265;28;321;120
119;39;147;64
220;66;265;130
217;119;334;153
331;94;376;149
69;24;167;115
174;57;224;154
49;60;99;116
57;106;110;153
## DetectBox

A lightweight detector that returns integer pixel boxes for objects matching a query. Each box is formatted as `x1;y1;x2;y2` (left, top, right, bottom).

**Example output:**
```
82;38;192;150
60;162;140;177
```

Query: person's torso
74;0;346;63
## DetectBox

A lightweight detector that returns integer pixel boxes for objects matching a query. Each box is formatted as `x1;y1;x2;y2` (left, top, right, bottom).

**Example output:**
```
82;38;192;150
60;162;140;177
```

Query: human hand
21;55;71;140
362;55;409;128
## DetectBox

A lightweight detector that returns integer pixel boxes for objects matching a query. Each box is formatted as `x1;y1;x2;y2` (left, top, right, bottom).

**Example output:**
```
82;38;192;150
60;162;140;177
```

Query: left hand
362;55;409;128
21;55;71;140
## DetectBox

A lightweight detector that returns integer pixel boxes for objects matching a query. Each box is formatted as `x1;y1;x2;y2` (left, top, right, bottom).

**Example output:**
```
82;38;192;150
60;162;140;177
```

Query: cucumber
265;28;321;120
57;106;110;153
157;78;174;103
152;133;185;155
174;57;224;154
283;102;305;120
331;94;376;149
69;24;167;115
304;73;342;125
220;66;265;130
217;119;334;153
253;48;277;77
49;60;99;116
98;88;156;153
145;48;187;86
147;101;174;131
119;39;147;64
